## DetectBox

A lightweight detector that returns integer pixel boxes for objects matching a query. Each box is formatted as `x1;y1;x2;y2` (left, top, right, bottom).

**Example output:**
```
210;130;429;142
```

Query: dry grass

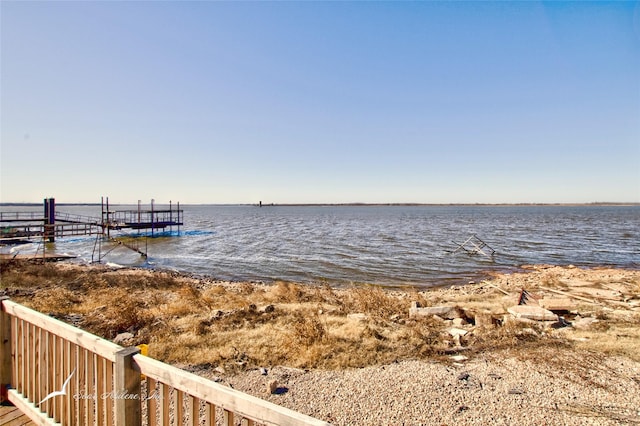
2;260;639;373
571;320;640;362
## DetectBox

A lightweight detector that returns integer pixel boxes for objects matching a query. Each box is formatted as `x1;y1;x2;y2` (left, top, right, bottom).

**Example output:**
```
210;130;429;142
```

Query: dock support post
43;197;55;242
106;197;111;238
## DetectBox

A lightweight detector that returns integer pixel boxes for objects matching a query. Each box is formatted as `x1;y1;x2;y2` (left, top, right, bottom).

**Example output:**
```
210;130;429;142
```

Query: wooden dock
0;404;35;426
0;253;77;262
1;197;184;259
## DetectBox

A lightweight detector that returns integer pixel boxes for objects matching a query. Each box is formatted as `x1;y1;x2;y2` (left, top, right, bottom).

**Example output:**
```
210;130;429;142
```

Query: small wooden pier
0;197;183;260
100;198;183;235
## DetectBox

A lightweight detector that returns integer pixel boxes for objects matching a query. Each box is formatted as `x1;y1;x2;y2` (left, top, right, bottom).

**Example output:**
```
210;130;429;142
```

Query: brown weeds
3;261;639;373
290;312;327;346
344;285;406;319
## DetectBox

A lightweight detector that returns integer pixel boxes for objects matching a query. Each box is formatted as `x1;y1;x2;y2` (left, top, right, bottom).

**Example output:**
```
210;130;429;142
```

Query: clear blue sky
1;1;639;204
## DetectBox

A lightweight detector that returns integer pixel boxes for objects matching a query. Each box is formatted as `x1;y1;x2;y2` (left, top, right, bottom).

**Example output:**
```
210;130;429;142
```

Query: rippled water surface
3;205;639;288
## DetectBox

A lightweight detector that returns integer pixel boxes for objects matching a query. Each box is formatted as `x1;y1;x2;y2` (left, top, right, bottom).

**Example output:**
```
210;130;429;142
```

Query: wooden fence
0;298;331;426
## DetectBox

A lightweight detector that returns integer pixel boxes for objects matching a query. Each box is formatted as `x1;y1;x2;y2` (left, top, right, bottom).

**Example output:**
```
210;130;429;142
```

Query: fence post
0;297;11;403
115;347;141;426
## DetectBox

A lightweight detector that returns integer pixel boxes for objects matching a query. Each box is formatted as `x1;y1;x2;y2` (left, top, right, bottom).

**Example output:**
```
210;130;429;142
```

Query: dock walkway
0;198;183;243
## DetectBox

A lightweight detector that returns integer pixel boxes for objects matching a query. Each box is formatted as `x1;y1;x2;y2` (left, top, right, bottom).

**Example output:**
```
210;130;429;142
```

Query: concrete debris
450;355;469;362
410;303;466;320
573;287;623;301
448;328;468;337
403;271;636;367
507;305;558;322
452;317;468;327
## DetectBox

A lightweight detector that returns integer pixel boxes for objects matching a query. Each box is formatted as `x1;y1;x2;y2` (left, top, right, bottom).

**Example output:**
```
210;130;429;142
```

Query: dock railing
0;298;331;426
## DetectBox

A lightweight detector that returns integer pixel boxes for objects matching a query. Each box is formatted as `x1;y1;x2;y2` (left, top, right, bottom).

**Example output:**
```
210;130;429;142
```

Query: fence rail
0;212;45;222
0;298;330;426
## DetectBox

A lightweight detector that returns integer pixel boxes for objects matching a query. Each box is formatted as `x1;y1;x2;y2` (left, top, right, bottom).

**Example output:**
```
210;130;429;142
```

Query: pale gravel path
203;350;640;425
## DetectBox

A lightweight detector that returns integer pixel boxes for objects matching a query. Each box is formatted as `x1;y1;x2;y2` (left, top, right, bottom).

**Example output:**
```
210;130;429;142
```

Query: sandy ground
212;352;640;425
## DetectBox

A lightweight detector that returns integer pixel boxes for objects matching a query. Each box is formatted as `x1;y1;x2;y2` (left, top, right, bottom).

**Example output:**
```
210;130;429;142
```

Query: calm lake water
2;204;639;288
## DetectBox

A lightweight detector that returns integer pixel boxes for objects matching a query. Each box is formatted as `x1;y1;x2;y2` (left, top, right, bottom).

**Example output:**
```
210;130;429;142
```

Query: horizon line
1;201;639;207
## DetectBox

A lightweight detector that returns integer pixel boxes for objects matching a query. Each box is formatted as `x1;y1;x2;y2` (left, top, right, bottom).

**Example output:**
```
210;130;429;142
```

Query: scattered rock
113;332;135;345
260;367;268;375
551;317;571;329
268;380;279;394
571;316;599;330
457;372;470;381
261;305;275;314
64;313;83;327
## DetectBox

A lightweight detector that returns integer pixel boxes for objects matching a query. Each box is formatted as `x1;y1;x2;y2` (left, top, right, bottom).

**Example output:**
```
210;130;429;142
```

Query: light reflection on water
2;204;638;288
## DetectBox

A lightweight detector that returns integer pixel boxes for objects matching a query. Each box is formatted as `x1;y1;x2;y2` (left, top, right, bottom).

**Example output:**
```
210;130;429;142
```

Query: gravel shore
199;265;640;425
210;350;640;425
3;262;639;425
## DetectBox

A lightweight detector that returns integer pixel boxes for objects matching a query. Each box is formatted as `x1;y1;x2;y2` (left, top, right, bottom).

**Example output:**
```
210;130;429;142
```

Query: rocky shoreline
1;261;639;425
191;264;640;425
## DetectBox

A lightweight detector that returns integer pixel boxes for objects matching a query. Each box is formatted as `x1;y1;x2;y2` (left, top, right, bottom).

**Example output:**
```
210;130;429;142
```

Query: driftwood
487;282;510;296
539;286;598;304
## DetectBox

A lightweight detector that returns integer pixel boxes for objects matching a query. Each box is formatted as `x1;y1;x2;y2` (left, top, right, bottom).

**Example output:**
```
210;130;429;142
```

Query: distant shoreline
251;202;640;207
1;202;639;207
